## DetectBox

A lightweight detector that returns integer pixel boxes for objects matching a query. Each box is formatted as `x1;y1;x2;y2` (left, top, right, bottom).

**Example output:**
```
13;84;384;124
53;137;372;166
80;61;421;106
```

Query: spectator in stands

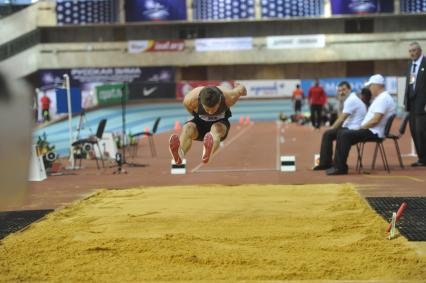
360;87;372;108
40;93;51;122
292;84;304;114
308;78;327;129
404;41;426;167
313;81;366;171
169;84;247;165
326;74;395;175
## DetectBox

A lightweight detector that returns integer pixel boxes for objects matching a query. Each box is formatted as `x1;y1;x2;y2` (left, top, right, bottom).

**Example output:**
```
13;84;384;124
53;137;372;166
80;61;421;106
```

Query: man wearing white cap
326;74;395;175
404;42;426;167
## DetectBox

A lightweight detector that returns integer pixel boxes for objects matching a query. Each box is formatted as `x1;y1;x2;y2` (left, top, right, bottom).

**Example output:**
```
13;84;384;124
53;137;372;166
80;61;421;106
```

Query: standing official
308;79;327;129
404;42;426;167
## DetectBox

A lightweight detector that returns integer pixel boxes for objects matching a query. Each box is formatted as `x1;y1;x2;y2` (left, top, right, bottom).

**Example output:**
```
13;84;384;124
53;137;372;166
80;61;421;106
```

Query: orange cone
239;116;244;125
174;120;181;131
245;116;250;125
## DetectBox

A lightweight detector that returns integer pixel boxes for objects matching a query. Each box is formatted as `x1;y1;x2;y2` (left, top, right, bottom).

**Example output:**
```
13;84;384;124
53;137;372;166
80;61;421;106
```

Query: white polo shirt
361;91;395;138
342;92;367;130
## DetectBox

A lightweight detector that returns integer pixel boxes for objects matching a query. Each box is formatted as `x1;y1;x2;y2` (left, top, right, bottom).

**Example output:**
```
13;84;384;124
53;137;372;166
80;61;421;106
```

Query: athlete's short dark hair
338;81;351;89
200;87;221;108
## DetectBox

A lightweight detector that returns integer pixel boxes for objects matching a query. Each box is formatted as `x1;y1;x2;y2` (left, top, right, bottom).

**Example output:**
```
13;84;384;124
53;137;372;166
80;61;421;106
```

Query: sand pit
0;184;425;282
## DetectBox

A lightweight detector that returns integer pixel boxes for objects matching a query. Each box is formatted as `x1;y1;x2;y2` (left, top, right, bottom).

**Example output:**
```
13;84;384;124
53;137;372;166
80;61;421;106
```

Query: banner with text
195;37;253;52
302;76;398;98
301;77;369;97
235;80;301;98
266;35;326;49
128;40;185;53
176;81;235;100
96;83;126;106
129;82;176;100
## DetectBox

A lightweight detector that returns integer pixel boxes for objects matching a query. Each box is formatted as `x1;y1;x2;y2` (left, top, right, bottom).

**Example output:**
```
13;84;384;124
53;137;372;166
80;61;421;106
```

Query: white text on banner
266;35;326;49
195;37;253;52
236;80;301;98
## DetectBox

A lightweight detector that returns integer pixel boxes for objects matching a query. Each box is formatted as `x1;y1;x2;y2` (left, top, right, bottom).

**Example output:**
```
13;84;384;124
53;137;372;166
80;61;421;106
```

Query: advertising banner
301;76;398;98
128;82;176;100
125;0;187;22
176;81;235;100
128;40;185;53
38;67;174;115
236;80;301;98
330;0;394;15
301;77;369;97
56;88;82;114
266;35;326;49
96;83;126;105
193;0;255;20
195;37;253;52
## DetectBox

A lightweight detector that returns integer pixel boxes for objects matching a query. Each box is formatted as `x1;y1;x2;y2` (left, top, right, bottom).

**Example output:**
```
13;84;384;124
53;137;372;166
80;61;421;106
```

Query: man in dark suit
404;42;426;167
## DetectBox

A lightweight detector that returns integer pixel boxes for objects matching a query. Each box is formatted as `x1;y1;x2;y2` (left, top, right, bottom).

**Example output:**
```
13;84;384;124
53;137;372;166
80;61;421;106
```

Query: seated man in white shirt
326;74;396;175
313;81;367;170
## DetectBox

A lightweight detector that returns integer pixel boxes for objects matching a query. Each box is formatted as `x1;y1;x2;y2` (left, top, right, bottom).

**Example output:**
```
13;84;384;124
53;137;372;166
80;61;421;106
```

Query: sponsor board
176;81;235;100
236;80;301;98
266;35;326;49
128;40;185;53
195;37;253;52
129;82;176;100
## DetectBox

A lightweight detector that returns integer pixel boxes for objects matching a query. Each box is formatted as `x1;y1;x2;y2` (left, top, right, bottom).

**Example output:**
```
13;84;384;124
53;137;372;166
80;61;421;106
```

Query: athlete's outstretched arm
219;84;247;107
183;87;202;114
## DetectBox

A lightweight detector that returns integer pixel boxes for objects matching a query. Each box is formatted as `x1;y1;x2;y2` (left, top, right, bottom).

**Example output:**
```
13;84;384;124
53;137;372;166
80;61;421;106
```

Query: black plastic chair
356;114;396;173
131;117;161;157
385;113;409;169
72;119;107;169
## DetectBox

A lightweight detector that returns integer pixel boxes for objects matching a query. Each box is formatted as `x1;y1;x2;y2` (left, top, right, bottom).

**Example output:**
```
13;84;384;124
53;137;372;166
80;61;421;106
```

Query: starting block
280;155;296;172
171;159;186;175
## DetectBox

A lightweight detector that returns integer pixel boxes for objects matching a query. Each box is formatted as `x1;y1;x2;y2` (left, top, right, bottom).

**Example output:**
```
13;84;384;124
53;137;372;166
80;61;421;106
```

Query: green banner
96;83;127;105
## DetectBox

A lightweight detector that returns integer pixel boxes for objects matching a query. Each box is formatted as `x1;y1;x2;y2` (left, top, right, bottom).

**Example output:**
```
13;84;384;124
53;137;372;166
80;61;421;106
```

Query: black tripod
115;83;146;171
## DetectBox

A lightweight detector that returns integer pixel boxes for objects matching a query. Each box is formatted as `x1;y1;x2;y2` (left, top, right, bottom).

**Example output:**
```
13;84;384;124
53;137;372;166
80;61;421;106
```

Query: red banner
176;81;235;100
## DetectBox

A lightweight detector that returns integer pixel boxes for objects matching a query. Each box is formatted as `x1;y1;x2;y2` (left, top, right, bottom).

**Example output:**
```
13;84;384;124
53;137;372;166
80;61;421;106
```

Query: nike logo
143;87;157;96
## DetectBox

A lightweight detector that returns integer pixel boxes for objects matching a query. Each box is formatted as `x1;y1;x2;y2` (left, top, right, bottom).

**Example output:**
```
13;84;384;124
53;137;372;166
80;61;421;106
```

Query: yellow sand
0;184;425;282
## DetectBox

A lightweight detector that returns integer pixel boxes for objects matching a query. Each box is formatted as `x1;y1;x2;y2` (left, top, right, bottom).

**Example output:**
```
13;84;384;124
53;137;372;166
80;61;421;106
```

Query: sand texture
0;184;425;282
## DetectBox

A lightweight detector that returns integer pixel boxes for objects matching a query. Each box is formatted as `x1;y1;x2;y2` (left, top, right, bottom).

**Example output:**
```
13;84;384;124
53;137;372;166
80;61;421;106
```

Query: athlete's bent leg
169;122;198;164
202;122;227;163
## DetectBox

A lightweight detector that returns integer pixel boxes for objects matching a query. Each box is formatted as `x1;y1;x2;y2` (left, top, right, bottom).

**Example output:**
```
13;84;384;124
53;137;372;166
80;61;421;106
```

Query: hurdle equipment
245;116;251;125
171;159;186;174
386;202;407;233
280;156;296;172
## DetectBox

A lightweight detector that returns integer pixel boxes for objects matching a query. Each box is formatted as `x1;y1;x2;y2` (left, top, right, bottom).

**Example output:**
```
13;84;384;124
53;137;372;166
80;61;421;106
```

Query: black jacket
404;56;426;115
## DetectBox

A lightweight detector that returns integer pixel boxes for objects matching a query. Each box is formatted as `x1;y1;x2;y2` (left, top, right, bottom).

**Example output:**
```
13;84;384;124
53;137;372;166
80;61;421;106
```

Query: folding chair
385;113;409;169
356;114;396;173
131;117;161;157
72;119;107;169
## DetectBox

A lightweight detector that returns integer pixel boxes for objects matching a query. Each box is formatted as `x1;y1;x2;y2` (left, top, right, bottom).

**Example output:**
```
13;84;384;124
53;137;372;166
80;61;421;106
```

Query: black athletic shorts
187;116;231;141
